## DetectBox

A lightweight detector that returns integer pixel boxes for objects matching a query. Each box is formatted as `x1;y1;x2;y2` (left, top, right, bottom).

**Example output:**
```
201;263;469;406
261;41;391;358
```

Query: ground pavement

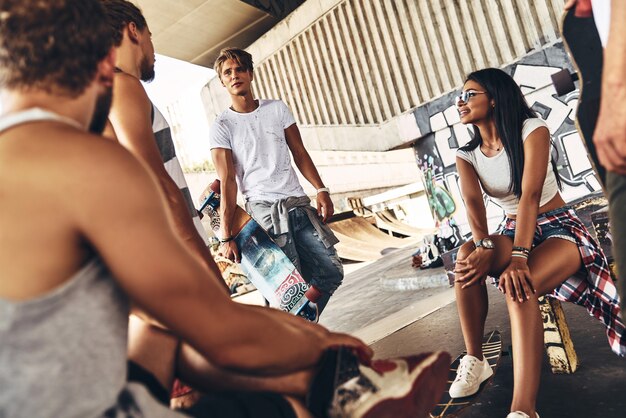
320;246;626;418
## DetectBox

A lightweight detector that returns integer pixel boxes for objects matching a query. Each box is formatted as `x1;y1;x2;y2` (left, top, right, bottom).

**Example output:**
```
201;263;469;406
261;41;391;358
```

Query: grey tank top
0;109;184;418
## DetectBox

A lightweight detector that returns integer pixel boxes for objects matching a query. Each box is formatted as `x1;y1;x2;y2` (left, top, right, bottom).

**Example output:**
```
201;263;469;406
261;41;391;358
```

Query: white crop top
456;118;557;215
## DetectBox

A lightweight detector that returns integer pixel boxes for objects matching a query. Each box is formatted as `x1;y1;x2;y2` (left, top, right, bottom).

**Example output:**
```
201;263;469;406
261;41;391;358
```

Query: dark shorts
127;360;170;406
127;361;296;418
497;206;577;245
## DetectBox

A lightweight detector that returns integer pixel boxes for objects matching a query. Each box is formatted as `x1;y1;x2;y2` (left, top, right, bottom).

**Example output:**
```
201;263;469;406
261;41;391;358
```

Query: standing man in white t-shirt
566;0;626;316
209;48;343;315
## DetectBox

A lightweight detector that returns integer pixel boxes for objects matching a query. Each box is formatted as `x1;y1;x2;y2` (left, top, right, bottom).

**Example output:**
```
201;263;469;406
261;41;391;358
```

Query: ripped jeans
270;207;343;314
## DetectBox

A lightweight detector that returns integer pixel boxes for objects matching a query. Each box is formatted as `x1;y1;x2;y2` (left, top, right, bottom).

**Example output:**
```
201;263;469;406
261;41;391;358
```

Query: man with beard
99;2;232;402
100;0;222;285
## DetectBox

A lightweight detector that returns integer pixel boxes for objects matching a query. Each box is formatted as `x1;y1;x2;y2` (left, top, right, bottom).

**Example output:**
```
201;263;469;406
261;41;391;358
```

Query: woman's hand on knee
454;248;493;288
498;259;536;302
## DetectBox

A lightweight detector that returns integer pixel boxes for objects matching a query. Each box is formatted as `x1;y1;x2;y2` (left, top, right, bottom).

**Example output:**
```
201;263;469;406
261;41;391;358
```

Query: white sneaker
506;412;540;418
448;354;493;398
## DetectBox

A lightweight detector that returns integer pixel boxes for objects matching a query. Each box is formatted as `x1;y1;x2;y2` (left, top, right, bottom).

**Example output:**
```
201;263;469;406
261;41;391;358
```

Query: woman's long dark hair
459;68;561;198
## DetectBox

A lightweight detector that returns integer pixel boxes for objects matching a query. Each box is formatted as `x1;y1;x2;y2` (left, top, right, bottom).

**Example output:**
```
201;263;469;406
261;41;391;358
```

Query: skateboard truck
551;68;579;96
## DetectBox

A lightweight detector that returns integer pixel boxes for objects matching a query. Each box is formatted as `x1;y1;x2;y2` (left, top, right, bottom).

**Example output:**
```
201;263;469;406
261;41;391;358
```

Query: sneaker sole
361;351;451;418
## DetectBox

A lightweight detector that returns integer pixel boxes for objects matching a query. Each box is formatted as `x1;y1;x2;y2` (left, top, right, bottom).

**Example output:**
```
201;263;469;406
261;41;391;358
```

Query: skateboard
199;179;320;322
551;6;605;187
429;330;502;417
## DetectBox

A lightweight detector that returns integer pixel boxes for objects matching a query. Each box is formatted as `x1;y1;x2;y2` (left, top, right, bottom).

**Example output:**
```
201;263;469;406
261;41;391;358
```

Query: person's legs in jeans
270;208;342;314
271;223;302;273
289;208;343;314
607;171;626;317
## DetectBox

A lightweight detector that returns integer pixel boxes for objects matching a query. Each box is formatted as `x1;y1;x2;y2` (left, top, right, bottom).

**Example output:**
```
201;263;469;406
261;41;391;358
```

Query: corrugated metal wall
251;0;564;127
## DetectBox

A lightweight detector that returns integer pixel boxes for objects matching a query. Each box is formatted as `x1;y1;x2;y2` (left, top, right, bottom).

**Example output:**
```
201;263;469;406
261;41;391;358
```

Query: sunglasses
455;90;487;104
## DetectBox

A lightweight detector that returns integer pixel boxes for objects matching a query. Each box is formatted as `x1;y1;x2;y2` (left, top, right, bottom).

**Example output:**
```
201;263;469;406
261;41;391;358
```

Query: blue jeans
269;207;343;314
498;206;578;245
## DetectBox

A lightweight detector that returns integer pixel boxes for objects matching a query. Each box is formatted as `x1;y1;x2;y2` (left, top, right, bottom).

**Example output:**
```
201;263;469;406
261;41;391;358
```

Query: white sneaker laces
455;356;479;383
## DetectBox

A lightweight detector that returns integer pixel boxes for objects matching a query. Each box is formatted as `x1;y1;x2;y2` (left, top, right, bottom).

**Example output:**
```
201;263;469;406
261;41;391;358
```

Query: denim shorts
497;206;578;247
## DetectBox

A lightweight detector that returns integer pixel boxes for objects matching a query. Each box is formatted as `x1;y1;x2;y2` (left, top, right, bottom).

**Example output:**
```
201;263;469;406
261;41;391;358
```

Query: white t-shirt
209;99;306;202
592;0;611;47
456;118;557;215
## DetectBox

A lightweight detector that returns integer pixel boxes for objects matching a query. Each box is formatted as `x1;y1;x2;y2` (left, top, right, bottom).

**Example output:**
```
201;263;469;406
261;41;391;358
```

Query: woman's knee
454;242;476;276
456;241;475;261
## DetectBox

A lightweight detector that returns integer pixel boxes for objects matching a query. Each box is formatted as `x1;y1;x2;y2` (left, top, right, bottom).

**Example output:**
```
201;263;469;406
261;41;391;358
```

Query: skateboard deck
429;330;502;418
552;6;605;188
200;179;319;321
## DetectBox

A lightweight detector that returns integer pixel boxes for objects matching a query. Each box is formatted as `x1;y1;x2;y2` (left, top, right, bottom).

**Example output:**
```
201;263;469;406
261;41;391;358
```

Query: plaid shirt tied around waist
498;207;626;356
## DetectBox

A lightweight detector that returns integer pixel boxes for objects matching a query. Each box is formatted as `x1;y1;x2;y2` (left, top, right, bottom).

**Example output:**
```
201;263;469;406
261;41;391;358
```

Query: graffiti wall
412;43;602;238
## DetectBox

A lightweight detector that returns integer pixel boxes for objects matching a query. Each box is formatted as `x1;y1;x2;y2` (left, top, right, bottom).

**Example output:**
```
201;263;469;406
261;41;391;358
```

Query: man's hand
317;191;334;223
594;83;626;175
454;247;493;288
497;258;535;302
220;240;241;263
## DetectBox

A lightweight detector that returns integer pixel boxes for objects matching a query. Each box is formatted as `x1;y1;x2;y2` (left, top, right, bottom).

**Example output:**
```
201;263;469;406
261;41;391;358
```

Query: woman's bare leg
455;236;512;357
128;315;179;390
507;238;581;416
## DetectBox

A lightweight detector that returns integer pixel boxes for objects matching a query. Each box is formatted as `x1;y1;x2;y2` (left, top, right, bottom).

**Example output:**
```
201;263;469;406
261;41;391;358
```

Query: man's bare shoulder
112;72;151;108
0;123;152;218
9;123;145;180
64;128;146;178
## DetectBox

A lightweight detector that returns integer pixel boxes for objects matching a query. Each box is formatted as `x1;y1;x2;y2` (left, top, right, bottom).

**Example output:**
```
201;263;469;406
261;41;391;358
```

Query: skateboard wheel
305;286;322;303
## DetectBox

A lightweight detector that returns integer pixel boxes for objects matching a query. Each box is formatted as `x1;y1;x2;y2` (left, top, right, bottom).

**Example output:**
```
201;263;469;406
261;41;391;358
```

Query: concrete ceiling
134;0;279;68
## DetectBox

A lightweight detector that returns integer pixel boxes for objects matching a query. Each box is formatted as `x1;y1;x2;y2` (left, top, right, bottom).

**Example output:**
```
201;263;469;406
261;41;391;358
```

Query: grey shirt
0;109;184;418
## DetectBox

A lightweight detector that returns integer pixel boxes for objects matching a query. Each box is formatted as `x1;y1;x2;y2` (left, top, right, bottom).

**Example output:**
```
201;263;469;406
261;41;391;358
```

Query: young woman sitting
450;68;625;418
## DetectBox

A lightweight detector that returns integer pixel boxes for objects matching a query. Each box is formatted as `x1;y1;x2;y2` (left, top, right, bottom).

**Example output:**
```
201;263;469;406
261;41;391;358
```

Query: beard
89;86;113;134
140;55;155;82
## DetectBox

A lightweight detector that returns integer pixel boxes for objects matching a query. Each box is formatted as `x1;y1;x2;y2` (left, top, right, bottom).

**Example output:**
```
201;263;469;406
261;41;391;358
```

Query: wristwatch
474;238;495;249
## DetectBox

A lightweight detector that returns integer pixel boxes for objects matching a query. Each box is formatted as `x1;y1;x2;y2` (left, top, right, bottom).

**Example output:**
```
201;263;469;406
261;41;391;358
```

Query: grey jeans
270;207;344;314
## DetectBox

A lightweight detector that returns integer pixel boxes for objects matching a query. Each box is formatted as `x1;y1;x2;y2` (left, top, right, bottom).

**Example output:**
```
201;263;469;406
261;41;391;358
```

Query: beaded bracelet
512;245;530;255
511;252;529;259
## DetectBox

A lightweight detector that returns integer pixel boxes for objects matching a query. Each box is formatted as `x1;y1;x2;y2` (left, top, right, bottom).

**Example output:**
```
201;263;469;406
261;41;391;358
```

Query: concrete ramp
332;231;390;262
330;217;421;262
331;217;416;247
374;210;435;238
